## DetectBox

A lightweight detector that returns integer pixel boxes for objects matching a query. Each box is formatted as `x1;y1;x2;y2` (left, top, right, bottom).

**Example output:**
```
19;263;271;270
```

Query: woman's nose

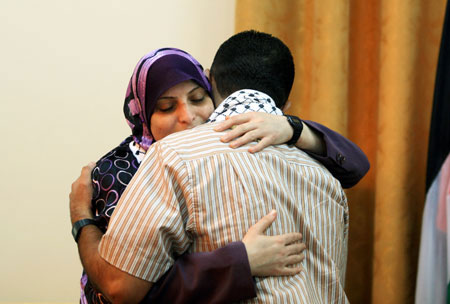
178;104;195;124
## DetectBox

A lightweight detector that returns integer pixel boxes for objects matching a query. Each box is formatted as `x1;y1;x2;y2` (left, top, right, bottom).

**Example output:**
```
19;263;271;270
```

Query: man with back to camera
71;30;361;303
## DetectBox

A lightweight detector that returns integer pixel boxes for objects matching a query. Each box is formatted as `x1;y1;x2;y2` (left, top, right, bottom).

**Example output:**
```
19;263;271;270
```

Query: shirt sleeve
302;120;370;188
140;241;257;304
98;141;192;282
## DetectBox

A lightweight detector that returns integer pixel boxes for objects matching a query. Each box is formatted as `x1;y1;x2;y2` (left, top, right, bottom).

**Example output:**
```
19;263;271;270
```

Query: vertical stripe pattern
99;122;349;303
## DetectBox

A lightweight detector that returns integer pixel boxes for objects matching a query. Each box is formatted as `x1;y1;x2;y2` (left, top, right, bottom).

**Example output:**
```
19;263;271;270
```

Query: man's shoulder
157;125;326;167
153;123;234;160
159;123;221;146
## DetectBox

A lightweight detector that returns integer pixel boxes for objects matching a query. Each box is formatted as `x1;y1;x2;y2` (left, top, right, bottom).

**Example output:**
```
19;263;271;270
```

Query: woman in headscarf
74;48;368;303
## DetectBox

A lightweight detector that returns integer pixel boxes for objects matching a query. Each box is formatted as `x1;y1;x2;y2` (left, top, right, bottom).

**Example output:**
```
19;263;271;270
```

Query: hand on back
243;210;306;276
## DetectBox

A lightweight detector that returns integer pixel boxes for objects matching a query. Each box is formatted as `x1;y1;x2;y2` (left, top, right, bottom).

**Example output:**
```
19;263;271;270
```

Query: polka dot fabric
91;136;144;232
81;136;145;304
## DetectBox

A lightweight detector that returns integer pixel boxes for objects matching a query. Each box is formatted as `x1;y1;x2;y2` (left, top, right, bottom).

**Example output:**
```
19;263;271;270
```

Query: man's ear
204;69;210;80
282;100;291;112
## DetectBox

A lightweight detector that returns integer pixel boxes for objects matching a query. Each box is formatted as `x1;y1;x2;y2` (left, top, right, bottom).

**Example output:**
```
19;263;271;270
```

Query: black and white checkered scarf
207;89;283;123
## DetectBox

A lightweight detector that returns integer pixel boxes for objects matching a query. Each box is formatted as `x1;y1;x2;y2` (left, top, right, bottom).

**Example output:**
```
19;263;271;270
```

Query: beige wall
0;0;235;302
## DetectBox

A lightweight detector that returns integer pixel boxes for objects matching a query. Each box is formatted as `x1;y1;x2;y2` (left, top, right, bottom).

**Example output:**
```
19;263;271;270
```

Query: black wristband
72;218;98;243
285;115;304;145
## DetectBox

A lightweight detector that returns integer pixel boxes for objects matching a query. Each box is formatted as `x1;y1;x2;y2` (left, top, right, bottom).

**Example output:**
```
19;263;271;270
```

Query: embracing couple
70;30;369;303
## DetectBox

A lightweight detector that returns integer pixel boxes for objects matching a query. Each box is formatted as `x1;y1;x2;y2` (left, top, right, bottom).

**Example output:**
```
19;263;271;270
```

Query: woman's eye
191;96;205;103
157;106;173;112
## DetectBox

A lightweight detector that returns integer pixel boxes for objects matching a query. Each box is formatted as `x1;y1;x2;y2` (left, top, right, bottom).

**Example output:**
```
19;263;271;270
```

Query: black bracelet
284;115;304;145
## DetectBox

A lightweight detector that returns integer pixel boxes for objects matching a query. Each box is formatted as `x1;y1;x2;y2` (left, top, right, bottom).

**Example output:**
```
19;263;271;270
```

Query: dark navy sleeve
302;120;370;188
141;241;256;304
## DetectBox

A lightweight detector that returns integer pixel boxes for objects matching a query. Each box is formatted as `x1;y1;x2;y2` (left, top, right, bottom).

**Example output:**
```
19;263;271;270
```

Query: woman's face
150;80;214;141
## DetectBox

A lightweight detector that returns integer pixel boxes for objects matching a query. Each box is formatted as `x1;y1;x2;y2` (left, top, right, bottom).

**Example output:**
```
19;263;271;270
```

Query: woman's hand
214;112;326;155
242;210;306;276
214;112;293;153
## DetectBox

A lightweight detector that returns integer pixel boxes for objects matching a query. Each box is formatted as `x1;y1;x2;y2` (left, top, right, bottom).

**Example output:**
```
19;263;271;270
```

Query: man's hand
242;210;306;276
69;162;95;225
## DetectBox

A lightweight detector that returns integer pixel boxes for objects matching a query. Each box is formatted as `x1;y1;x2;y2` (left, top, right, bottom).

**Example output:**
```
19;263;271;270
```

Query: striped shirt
99;90;349;303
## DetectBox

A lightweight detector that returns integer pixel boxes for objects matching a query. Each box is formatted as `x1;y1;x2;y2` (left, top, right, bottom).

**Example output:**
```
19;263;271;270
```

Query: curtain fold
235;0;446;302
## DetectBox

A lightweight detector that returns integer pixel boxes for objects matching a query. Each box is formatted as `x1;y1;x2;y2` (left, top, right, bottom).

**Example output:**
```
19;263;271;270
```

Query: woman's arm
301;120;370;188
214;112;370;188
142;210;305;304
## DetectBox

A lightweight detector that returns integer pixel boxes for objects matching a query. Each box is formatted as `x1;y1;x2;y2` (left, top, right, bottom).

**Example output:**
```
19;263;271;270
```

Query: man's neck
207;89;283;123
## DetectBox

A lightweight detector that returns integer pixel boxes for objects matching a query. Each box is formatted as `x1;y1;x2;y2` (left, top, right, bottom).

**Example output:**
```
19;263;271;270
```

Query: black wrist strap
72;218;97;243
285;115;304;145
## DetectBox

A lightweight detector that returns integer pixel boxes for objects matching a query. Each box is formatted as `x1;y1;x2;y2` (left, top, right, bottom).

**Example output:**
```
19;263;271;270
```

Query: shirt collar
207;89;283;123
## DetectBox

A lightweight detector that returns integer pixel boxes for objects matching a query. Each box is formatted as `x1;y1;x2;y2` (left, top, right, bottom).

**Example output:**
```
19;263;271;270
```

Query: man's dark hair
210;30;295;108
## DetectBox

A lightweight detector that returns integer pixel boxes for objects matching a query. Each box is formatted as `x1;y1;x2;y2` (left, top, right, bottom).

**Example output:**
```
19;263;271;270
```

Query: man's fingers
81;162;96;176
250;210;277;234
72;163;96;193
81;162;95;171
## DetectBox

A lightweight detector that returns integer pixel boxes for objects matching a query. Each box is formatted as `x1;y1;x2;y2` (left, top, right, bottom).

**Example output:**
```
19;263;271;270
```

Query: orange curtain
235;0;446;303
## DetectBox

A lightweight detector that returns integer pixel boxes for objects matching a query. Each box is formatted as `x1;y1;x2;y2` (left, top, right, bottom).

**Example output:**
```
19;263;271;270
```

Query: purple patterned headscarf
123;48;212;151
